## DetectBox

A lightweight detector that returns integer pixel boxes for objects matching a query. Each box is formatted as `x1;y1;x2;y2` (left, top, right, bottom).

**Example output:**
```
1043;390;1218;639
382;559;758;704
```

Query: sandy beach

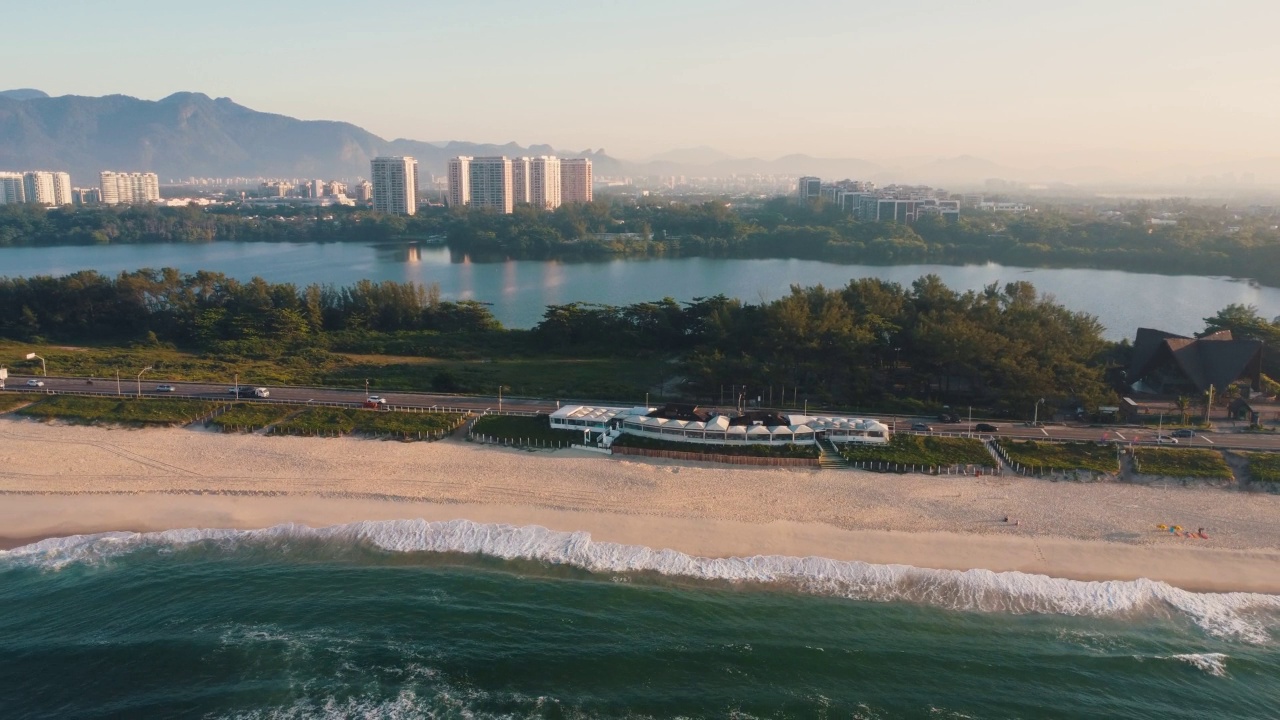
2;418;1278;593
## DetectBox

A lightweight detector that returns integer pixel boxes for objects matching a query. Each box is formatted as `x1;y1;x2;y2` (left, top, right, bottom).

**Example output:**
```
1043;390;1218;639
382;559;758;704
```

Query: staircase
818;439;849;469
983;438;1014;475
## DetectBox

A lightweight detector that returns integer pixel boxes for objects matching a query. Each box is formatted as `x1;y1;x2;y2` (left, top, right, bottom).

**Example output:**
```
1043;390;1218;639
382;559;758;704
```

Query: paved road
5;373;1280;451
1;374;559;415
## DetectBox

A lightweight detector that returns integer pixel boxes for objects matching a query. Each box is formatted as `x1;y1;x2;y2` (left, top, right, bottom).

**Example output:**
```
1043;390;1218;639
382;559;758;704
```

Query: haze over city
5;0;1280;181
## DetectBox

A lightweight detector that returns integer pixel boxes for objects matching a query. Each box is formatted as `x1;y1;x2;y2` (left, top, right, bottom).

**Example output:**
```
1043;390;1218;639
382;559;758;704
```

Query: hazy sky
6;0;1280;167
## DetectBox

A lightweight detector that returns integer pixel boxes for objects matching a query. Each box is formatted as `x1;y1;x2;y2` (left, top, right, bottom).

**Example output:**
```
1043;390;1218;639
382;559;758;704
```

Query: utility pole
968;405;973;438
1205;384;1215;424
116;370;121;396
136;366;152;398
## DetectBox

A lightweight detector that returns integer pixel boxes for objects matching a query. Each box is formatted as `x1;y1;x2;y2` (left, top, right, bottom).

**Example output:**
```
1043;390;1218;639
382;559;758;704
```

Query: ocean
2;520;1278;719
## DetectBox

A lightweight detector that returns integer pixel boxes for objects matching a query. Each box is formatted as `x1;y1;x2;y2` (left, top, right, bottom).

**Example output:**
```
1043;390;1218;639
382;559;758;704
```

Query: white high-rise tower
371;157;419;215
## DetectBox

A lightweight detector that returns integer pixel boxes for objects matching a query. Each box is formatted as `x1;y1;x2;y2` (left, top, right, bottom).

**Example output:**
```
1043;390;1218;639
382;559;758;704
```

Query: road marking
1199;435;1214;444
1113;432;1125;440
1040;428;1049;436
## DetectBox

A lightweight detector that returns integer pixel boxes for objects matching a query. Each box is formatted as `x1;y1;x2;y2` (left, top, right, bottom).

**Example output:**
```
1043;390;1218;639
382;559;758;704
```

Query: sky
5;0;1280;170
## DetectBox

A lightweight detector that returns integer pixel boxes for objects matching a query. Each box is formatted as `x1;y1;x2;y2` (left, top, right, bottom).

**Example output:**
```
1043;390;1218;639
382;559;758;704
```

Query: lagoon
3;241;1278;340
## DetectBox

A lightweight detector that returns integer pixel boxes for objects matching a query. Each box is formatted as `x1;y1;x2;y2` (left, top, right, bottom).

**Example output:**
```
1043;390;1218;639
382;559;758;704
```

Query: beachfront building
99;171;160;205
549;405;891;447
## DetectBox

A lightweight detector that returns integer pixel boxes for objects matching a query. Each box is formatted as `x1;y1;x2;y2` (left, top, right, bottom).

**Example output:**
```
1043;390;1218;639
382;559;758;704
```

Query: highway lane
4;373;1280;451
2;374;558;415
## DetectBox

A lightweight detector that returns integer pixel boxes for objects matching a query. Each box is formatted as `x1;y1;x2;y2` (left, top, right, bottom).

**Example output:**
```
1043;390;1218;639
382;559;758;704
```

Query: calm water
4;242;1280;339
3;520;1278;719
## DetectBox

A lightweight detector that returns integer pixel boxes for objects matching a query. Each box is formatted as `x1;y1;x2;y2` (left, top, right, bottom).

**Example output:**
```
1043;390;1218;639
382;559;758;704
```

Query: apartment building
529;156;562;210
447;156;472;207
99;171;161;205
561;158;593;204
510;157;531;206
469;156;514;213
0;172;24;204
370;156;419;215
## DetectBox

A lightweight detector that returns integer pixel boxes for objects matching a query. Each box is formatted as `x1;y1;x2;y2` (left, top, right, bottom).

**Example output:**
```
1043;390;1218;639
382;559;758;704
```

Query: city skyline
5;0;1280;174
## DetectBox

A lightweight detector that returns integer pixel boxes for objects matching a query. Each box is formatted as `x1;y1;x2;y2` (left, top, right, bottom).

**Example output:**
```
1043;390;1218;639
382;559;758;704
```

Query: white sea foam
5;519;1280;643
1169;652;1229;677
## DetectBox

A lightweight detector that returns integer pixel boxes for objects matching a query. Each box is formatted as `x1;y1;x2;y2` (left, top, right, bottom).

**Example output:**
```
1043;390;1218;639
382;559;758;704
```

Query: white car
1154;435;1179;444
366;396;388;405
155;384;176;392
26;379;44;387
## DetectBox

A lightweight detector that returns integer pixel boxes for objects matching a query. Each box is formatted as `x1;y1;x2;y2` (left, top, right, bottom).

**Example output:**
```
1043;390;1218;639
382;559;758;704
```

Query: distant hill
0;89;49;100
0;91;618;184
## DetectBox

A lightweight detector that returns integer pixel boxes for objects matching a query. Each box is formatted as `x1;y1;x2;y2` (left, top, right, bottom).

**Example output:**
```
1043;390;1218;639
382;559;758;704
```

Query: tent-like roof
1128;327;1264;393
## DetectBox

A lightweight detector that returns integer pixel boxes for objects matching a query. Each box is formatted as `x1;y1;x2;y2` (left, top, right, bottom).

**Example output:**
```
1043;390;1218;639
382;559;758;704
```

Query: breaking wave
4;519;1279;643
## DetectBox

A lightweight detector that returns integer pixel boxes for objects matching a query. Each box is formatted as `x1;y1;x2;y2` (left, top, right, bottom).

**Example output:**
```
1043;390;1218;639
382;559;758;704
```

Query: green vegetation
610;433;819;459
1132;448;1234;480
1245;453;1280;484
0;392;44;413
350;410;463;436
0;268;1121;413
7;198;1280;288
16;395;219;426
999;440;1120;474
272;407;462;439
840;434;993;468
208;403;296;432
470;414;580;444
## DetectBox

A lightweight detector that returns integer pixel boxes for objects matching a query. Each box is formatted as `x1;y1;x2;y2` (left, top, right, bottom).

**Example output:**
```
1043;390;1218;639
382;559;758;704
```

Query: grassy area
17;395;220;426
329;356;666;402
998;440;1119;473
351;410;464;435
0;340;673;402
1132;448;1233;480
0;392;45;413
1245;453;1280;484
208;403;298;432
470;414;580;444
840;435;993;468
610;433;819;458
272;407;463;438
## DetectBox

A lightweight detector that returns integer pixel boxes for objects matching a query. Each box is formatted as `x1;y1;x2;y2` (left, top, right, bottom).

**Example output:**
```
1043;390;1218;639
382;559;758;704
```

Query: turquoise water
2;521;1279;719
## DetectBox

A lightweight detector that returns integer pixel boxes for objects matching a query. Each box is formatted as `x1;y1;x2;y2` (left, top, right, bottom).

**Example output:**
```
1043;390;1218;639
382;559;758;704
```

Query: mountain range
0;91;617;184
3;90;1280;191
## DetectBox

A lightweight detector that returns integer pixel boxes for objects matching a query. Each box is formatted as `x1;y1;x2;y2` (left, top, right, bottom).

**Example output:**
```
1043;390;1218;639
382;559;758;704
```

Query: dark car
975;423;999;433
937;413;961;423
1170;429;1195;438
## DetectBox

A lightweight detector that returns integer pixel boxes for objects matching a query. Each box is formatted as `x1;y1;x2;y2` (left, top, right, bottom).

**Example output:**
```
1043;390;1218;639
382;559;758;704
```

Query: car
366;396;388;405
911;422;932;432
253;387;270;398
1155;435;1179;444
975;423;999;433
1170;429;1195;439
26;379;44;387
937;413;961;423
155;384;176;393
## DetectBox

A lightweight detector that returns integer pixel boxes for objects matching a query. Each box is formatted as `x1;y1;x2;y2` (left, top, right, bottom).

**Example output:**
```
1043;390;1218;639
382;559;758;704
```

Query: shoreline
1;419;1278;594
3;493;1280;594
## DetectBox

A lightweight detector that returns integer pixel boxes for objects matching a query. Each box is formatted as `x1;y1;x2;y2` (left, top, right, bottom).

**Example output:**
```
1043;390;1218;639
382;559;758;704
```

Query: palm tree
1175;395;1190;425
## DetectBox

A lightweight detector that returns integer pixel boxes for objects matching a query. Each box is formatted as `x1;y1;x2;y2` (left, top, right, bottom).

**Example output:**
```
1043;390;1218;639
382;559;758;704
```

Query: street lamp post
25;353;46;376
499;385;510;413
365;378;370;397
136;366;152;398
1033;397;1045;426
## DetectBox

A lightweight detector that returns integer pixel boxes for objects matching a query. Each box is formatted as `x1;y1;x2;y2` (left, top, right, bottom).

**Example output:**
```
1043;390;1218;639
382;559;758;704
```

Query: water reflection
2;242;1278;339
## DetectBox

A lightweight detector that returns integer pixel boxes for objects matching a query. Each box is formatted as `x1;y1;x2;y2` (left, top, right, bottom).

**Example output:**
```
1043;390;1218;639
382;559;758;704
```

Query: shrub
1132;448;1233;480
841;434;992;467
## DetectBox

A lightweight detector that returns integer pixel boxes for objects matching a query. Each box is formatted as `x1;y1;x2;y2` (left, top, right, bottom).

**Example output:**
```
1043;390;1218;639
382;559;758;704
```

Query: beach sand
2;419;1278;592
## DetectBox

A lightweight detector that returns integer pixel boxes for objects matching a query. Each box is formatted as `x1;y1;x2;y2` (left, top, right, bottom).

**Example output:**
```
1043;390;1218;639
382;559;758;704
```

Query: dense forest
3;198;1280;285
4;269;1276;412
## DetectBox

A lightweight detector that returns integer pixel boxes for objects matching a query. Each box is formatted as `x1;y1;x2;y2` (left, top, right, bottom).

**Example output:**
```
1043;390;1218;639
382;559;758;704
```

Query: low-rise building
549;404;890;447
